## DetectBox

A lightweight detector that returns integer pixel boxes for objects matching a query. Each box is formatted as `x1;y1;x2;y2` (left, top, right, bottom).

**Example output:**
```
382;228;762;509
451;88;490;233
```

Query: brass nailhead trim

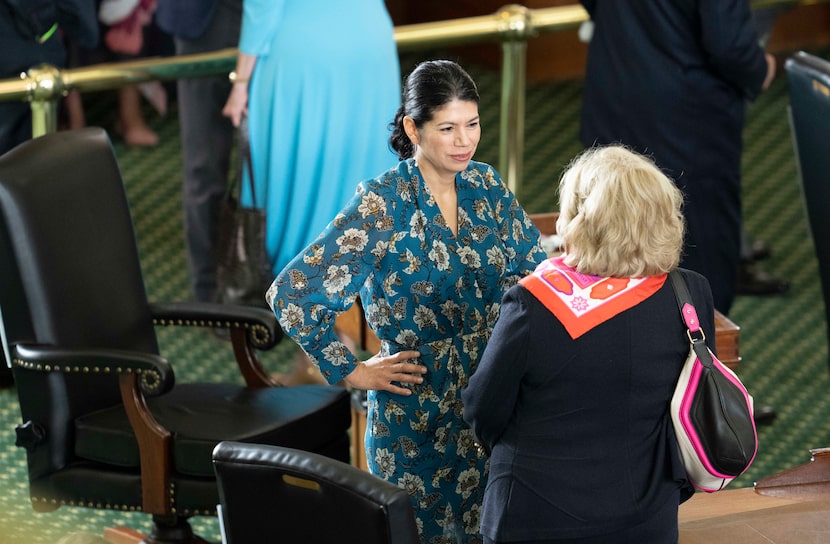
31;496;141;512
152;318;274;347
29;491;215;515
12;359;163;394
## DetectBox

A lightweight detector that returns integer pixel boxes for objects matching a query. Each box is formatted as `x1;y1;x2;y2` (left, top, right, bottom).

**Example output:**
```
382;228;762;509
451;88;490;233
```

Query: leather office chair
0;128;351;543
212;441;419;544
785;51;830;368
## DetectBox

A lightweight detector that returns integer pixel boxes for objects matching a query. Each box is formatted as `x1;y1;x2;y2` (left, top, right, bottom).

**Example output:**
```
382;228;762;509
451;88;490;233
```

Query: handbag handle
226;114;259;208
668;270;714;367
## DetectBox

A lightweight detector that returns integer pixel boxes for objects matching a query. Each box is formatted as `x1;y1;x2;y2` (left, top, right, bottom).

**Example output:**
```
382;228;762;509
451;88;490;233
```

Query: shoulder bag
668;269;758;492
216;115;272;307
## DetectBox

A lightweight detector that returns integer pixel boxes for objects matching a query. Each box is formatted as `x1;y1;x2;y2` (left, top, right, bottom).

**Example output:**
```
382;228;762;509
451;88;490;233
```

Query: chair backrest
213;441;420;544
786;51;830;363
0;185;32;368
0;128;159;475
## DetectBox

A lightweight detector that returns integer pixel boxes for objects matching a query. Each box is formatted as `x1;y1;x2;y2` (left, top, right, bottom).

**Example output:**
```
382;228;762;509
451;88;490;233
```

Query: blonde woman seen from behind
463;146;714;544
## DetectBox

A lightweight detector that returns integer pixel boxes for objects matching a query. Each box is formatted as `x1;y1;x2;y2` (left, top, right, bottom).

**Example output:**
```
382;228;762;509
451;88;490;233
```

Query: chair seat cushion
74;383;350;477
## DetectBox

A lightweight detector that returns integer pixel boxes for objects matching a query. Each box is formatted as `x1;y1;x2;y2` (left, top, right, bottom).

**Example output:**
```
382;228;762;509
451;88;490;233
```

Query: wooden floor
679;488;830;543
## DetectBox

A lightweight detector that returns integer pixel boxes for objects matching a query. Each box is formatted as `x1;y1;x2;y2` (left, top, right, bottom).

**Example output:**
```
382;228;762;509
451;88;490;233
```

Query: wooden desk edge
679;487;804;524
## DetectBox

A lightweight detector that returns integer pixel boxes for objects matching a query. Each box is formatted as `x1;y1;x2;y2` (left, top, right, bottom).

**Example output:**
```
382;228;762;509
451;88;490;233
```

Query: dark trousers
0;101;32;157
678;174;741;315
174;0;241;302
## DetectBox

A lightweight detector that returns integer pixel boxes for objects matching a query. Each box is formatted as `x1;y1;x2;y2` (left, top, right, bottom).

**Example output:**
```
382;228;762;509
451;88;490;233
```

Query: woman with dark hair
268;59;546;543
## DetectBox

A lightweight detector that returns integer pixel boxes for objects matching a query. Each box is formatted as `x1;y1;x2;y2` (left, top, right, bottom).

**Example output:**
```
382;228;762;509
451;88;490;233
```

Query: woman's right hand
222;53;257;127
344;350;426;395
222;84;249;127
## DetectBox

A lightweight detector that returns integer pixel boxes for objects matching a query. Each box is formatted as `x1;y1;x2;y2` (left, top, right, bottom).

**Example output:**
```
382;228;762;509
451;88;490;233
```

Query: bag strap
668;269;714;367
226;114;259;208
238;114;258;208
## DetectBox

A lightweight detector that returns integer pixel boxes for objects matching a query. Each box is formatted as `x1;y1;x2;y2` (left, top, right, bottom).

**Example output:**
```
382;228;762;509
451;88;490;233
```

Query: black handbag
216;116;272;307
668;270;758;492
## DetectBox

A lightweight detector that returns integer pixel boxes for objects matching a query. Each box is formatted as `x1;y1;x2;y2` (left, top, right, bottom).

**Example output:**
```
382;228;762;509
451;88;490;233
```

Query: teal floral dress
268;159;546;543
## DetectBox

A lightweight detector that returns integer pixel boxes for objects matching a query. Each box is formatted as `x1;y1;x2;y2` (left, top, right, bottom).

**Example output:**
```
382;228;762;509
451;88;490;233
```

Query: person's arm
238;0;285;56
58;0;100;49
698;0;770;100
462;286;531;451
222;0;286;126
222;52;256;127
268;170;424;393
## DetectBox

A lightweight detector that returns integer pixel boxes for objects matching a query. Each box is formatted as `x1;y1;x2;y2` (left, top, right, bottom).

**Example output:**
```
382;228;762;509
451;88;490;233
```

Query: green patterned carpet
1;48;829;543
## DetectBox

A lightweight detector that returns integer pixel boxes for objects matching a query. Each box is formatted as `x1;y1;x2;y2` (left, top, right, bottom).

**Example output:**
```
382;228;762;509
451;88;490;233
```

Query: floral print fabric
268;158;545;543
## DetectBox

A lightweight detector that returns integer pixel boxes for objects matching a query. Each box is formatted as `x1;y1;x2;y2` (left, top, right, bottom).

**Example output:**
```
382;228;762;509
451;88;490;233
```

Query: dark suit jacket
0;0;98;155
578;0;767;314
0;0;97;74
463;268;715;541
156;0;220;40
579;0;766;185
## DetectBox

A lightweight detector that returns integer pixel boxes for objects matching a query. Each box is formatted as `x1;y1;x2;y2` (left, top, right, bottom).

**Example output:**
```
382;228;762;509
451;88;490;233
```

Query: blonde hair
556;145;685;277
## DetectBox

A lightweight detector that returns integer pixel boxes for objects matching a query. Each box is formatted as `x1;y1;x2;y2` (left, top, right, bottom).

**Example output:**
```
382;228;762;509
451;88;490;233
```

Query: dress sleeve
239;0;286;56
462;285;531;451
482;165;547;290
267;178;397;383
698;0;768;100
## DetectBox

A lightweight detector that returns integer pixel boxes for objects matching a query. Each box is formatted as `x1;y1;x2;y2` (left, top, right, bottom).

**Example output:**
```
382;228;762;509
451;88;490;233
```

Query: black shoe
749;239;772;262
754;405;777;425
736;263;790;295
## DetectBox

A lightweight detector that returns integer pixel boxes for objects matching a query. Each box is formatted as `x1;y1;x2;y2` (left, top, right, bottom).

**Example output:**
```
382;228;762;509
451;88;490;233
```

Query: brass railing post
497;5;532;194
26;64;64;138
30;100;59;138
20;48;238;141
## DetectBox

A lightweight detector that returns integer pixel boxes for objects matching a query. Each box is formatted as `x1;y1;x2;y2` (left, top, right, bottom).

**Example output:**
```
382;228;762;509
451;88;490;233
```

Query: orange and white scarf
519;256;667;339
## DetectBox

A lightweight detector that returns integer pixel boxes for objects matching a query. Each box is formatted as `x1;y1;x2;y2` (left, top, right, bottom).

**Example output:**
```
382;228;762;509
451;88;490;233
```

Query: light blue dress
268;159;546;543
239;0;401;274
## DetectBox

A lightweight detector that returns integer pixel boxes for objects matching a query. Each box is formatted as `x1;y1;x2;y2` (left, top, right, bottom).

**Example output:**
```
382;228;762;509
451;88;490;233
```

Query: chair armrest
149;301;284;389
12;343;174;397
149;301;281;350
12;343;174;512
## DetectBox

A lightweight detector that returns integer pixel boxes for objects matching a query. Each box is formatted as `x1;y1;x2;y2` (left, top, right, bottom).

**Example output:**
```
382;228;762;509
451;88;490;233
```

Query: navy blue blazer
578;0;768;314
1;0;98;154
579;0;767;185
156;0;219;40
463;268;715;541
0;0;98;73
